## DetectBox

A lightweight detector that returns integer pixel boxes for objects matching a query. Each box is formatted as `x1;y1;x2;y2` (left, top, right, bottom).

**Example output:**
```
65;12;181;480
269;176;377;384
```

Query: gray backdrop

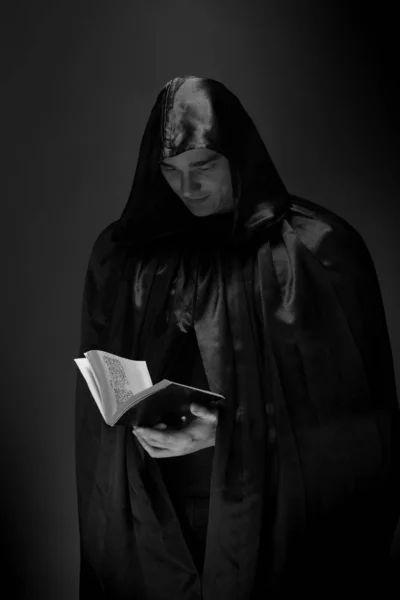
3;1;399;598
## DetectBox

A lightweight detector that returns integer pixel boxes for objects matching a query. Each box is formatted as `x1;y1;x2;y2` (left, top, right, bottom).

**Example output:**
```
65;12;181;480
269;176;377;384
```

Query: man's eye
161;162;216;172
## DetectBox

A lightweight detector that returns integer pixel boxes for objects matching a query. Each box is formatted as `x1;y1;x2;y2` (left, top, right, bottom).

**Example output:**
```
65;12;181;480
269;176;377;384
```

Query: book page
85;350;153;423
74;358;105;419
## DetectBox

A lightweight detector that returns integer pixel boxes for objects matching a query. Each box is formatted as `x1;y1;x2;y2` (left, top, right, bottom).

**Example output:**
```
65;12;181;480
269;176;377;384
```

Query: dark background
2;1;399;598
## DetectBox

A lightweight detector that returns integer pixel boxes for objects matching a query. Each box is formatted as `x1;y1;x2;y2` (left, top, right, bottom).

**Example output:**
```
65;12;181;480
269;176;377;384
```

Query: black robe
75;76;400;599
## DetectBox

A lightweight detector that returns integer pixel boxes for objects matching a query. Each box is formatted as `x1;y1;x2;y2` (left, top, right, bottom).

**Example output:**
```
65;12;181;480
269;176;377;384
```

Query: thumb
190;403;218;423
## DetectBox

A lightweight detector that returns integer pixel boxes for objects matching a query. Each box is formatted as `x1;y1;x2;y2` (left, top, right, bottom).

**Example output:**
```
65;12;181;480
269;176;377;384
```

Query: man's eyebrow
189;153;219;166
160;152;219;167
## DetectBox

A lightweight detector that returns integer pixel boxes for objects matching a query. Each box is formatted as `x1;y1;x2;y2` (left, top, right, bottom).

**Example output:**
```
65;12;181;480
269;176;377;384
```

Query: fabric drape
75;76;400;599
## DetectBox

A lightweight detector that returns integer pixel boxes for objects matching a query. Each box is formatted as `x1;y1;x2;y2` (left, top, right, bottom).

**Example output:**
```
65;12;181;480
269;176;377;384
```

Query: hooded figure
75;75;400;599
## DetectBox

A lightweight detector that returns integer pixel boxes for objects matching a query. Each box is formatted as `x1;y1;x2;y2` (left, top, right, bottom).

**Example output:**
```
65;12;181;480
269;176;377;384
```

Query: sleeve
285;199;400;590
327;219;400;561
293;203;400;557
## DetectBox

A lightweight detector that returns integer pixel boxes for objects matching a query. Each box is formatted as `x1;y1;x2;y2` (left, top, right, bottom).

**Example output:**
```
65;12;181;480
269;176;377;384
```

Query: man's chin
185;201;216;217
189;206;217;217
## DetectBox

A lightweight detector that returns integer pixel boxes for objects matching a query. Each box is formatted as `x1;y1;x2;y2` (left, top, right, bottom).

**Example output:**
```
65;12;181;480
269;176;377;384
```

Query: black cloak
75;76;400;599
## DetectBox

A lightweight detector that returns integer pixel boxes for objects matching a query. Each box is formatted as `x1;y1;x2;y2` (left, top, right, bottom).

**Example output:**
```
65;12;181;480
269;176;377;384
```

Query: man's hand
132;403;218;458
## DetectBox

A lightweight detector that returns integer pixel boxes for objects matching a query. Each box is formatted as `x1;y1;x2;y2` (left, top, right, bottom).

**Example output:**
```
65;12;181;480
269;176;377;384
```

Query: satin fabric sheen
76;198;400;599
75;76;400;599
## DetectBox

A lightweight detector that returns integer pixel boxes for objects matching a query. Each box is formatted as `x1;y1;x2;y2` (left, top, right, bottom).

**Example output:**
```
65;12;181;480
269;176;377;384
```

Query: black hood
112;75;289;247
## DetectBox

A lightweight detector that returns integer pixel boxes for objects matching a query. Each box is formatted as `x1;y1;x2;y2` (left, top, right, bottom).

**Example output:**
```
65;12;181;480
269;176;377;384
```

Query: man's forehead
161;149;220;166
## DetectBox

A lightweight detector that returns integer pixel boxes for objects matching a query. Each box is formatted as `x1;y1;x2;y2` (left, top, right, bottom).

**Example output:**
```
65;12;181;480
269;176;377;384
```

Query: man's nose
181;172;201;197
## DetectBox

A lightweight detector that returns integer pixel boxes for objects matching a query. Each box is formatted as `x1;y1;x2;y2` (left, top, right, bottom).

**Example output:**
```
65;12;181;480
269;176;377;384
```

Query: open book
74;350;225;428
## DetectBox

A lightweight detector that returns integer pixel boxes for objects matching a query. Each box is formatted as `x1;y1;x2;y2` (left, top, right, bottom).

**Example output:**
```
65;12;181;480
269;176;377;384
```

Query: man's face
160;148;236;217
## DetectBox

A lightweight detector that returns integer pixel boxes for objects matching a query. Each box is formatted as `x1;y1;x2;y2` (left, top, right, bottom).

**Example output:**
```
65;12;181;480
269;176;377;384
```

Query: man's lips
186;195;210;202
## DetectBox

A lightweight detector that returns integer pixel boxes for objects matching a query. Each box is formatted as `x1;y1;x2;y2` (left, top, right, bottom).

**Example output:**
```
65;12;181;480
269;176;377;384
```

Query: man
75;75;400;599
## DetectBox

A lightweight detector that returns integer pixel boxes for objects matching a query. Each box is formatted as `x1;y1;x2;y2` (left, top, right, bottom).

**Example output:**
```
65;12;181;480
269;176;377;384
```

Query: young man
75;75;400;599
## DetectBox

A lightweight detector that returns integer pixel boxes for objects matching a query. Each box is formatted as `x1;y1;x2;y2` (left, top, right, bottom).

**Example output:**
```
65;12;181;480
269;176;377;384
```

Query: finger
135;427;179;448
189;403;218;423
133;429;167;449
132;423;166;432
134;430;177;458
